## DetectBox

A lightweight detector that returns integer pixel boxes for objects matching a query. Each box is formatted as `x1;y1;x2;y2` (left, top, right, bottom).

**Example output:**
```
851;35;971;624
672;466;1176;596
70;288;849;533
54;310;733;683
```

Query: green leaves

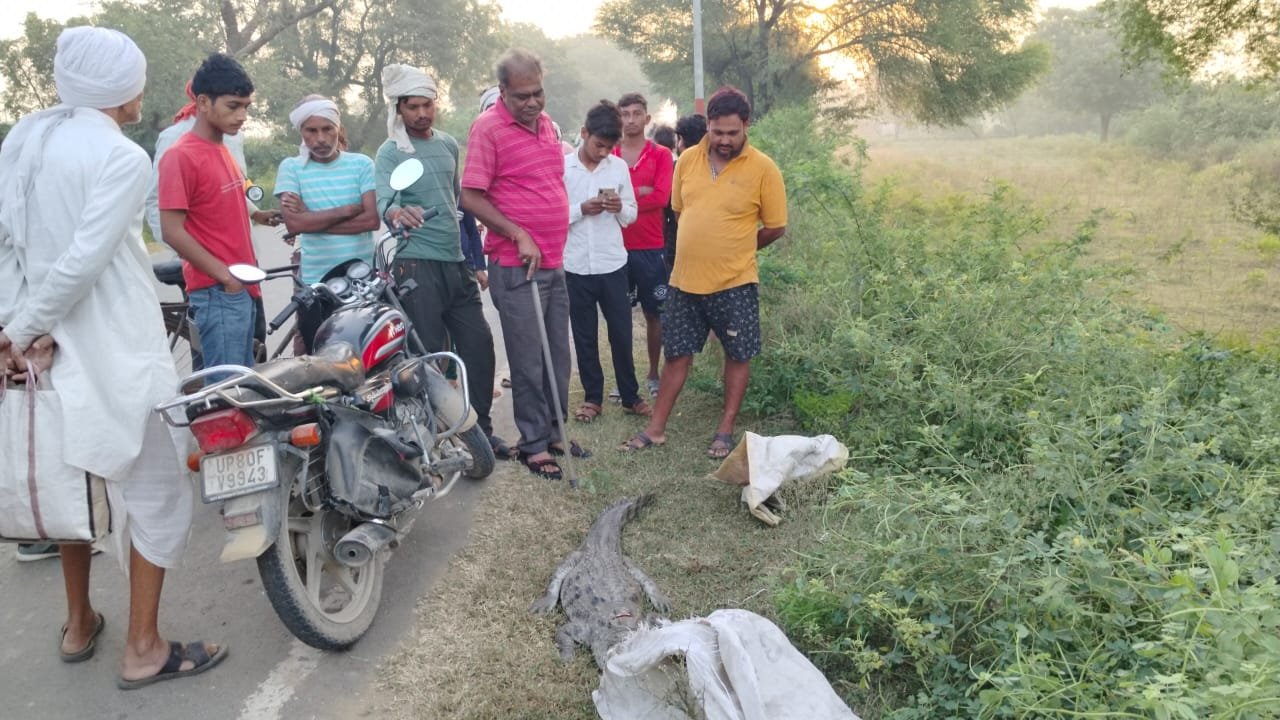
758;103;1280;718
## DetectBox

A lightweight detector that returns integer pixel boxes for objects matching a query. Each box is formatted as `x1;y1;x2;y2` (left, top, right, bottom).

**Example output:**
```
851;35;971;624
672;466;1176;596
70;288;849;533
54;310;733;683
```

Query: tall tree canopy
594;0;1048;122
1032;8;1165;141
1103;0;1280;76
0;0;510;152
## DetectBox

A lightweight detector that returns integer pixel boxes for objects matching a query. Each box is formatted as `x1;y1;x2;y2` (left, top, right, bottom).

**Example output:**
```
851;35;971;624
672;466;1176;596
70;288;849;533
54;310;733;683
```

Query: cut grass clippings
371;371;835;719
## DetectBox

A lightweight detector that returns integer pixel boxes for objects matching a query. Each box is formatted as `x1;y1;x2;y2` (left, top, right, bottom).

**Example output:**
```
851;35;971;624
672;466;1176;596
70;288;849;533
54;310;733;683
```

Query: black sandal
517;451;563;480
549;440;592;459
117;640;228;690
489;435;518;461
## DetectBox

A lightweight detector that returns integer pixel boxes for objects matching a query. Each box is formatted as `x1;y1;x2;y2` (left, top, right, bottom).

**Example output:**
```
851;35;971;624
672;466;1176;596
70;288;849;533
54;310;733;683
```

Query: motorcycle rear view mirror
228;263;268;285
389;159;424;192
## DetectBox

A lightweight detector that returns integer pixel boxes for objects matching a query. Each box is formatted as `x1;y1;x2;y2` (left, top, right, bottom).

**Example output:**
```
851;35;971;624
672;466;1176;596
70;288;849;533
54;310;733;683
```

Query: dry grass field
863;134;1280;344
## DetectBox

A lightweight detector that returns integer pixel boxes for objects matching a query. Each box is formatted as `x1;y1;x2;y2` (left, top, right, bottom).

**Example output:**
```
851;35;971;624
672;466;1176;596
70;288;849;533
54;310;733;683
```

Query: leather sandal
574;402;602;423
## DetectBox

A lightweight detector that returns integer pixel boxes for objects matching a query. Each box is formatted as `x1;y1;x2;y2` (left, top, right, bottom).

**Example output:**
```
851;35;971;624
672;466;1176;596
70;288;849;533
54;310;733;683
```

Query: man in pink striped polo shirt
461;48;576;481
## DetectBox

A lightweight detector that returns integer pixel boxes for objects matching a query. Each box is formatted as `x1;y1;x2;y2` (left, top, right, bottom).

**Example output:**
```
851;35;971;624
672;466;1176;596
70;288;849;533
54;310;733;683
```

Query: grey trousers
489;264;571;455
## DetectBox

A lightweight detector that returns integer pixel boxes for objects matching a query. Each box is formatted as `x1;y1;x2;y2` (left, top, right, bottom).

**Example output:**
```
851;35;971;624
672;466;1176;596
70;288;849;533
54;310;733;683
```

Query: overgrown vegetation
750;105;1280;718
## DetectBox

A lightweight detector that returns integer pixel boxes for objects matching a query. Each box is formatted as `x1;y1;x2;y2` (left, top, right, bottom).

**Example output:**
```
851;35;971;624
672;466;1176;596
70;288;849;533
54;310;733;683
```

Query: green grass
372;112;1280;719
863;134;1280;344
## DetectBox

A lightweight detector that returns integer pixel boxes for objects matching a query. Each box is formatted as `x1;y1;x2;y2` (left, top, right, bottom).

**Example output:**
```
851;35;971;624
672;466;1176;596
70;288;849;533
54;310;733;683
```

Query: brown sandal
624;399;653;417
574;402;603;423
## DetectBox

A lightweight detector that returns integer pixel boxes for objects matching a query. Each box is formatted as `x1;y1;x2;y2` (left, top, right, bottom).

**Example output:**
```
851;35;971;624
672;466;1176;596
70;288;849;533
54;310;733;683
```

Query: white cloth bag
0;368;110;543
594;609;861;720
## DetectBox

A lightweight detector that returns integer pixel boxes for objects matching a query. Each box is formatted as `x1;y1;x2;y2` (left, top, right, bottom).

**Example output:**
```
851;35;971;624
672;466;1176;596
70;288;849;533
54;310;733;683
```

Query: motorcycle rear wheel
257;456;384;650
451;424;496;480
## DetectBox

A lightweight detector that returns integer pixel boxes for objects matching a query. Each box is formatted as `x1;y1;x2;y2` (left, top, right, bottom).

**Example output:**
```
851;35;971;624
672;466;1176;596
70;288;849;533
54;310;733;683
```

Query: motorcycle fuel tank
313;304;407;372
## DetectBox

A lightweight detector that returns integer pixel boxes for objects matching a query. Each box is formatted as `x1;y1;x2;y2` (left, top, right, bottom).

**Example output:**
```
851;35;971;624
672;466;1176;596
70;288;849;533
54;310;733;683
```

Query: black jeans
567;266;641;407
391;258;496;438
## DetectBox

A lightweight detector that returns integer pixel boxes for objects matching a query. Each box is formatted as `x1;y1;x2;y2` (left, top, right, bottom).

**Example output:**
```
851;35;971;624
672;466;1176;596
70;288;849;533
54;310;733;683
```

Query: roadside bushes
749;105;1280;718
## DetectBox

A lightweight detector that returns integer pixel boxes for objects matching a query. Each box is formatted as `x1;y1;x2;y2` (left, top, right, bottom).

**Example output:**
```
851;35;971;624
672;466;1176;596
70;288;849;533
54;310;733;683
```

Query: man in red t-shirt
158;53;261;371
614;93;674;397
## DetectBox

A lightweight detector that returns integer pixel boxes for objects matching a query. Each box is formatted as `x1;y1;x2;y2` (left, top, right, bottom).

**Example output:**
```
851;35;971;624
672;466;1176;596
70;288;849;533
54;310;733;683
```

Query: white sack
711;432;848;526
594;609;860;720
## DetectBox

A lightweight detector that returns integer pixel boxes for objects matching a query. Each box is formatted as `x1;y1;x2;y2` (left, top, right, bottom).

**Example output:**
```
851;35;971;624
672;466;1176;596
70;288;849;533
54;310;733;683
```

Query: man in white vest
0;26;226;689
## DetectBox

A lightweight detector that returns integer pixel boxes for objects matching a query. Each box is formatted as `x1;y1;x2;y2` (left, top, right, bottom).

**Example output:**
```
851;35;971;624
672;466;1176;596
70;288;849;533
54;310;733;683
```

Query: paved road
0;226;514;720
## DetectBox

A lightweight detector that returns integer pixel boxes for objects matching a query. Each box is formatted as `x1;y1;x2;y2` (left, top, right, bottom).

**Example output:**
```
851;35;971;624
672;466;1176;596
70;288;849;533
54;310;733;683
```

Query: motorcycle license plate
201;444;279;502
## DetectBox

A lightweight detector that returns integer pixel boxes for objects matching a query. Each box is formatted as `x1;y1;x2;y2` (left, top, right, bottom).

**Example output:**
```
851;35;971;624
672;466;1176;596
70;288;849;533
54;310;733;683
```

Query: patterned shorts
663;284;761;362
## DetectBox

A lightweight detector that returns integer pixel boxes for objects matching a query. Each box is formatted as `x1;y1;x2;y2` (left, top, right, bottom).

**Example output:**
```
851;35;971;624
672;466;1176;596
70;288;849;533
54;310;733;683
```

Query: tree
1102;0;1280;76
1032;9;1165;141
594;0;1048;122
258;0;508;151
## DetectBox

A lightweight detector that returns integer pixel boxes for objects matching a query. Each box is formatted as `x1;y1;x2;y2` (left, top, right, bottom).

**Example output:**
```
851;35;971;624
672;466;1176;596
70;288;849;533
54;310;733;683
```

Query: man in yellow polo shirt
620;85;787;458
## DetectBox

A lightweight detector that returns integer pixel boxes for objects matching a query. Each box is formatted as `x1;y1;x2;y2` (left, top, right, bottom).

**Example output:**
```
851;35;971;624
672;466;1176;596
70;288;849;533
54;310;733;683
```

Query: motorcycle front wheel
257;455;383;650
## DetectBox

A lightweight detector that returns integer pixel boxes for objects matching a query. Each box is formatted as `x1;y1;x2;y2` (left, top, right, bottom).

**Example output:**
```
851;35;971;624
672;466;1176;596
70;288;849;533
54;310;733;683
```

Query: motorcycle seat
256;342;366;394
152;260;186;288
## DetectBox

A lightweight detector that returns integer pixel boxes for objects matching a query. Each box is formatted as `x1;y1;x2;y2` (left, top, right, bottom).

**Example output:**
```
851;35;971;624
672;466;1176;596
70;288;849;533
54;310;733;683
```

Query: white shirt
144;116;252;243
562;151;637;275
0;109;183;479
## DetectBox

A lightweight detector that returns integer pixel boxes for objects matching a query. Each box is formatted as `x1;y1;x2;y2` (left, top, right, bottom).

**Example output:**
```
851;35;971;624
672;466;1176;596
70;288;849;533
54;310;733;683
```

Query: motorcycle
156;159;496;649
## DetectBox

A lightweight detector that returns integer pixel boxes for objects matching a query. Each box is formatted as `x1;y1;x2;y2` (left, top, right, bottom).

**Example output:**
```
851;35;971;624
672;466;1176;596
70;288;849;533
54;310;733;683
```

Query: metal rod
693;0;705;115
528;277;578;487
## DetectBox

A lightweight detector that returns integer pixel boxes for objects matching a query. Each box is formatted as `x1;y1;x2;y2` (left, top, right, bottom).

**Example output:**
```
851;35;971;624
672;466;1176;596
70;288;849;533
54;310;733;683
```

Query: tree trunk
1099;112;1111;142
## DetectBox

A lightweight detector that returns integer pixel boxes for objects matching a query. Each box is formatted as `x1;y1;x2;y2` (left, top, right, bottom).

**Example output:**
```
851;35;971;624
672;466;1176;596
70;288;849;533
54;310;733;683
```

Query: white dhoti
103;414;193;569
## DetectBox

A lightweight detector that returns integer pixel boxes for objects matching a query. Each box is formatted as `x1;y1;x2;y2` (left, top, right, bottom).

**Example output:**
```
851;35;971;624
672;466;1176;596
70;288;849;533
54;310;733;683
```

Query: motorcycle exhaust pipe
333;522;396;568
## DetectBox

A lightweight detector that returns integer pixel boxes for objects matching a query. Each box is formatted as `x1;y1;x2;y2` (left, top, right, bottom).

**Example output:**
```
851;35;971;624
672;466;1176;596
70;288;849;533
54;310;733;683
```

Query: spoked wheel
257;460;384;650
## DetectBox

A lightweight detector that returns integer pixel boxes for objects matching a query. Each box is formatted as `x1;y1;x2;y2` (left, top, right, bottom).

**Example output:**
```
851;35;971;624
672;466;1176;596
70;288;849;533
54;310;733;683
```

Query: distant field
863;134;1280;344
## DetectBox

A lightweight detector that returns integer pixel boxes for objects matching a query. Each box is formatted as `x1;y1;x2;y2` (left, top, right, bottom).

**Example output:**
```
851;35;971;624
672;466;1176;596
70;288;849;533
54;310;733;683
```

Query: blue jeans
189;287;256;374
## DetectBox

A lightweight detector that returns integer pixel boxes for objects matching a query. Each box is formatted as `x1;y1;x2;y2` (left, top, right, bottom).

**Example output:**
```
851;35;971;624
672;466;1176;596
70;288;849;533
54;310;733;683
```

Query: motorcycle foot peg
334;522;396;568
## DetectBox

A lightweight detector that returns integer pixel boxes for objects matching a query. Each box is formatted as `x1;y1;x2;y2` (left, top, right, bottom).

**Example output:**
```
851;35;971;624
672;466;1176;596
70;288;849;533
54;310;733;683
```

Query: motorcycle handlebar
268;300;299;333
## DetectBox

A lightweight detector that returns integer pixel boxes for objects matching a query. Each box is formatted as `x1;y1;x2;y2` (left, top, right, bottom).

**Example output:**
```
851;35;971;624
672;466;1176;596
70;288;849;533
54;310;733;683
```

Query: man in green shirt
376;63;503;454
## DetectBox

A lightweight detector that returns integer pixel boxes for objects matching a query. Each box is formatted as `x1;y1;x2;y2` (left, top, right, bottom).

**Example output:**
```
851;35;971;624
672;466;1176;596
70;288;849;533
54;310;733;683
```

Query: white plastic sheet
594;609;860;720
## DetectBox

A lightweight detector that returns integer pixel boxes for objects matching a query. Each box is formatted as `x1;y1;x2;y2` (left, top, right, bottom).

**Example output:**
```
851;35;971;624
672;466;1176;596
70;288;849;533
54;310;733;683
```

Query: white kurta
1;108;183;478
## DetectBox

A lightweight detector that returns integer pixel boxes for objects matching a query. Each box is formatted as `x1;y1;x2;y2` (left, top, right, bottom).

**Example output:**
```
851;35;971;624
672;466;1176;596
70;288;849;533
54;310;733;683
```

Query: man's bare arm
323;190;381;234
757;225;786;250
279;193;361;234
160;209;243;292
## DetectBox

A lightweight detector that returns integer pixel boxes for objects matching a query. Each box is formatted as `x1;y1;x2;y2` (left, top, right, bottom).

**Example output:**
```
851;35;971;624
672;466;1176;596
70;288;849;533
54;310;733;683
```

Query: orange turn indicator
290;423;322;447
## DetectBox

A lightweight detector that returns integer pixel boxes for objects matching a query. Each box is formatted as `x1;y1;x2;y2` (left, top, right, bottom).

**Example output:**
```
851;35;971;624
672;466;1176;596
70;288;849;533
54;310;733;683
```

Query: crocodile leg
529;550;583;613
624;556;672;613
554;621;589;661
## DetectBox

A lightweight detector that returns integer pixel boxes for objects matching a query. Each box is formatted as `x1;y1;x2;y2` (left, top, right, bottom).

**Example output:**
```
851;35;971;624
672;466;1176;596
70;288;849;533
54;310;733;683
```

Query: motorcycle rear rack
154;352;471;439
154;364;332;427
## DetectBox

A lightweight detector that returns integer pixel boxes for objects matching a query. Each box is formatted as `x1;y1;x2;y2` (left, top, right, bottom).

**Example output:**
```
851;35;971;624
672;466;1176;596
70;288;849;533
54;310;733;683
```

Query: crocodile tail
587;494;655;546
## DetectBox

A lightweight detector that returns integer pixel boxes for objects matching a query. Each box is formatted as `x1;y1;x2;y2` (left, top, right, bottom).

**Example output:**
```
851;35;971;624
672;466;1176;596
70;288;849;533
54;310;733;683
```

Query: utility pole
692;0;705;115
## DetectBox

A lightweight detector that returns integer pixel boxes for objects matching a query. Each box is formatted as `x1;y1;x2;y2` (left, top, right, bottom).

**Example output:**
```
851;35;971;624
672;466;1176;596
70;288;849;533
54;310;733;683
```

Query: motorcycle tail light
190;408;258;453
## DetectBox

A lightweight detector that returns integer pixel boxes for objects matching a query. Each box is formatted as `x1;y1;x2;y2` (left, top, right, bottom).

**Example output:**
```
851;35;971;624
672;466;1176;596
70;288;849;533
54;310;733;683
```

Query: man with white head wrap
273;94;378;305
374;64;508;459
0;26;227;688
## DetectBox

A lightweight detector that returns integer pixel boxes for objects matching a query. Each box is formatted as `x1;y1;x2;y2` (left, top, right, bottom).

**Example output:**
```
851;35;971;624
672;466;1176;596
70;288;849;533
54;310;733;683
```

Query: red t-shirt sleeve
461;120;497;191
156;148;192;212
636;148;673;213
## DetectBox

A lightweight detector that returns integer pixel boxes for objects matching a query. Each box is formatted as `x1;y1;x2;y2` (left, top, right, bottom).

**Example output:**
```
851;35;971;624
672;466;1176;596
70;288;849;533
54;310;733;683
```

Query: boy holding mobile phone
562;101;647;424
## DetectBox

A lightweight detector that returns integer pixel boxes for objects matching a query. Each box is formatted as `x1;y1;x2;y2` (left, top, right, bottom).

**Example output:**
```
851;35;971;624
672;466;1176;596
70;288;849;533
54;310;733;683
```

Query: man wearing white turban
0;26;226;688
374;64;506;458
274;94;378;302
